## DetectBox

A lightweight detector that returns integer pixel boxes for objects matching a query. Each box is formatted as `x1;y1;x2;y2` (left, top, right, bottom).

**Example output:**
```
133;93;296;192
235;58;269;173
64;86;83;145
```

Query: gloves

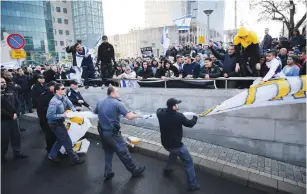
78;100;84;104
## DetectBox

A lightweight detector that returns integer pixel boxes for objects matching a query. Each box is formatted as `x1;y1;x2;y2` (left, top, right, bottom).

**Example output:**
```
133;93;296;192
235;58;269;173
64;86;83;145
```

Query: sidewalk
22;113;306;194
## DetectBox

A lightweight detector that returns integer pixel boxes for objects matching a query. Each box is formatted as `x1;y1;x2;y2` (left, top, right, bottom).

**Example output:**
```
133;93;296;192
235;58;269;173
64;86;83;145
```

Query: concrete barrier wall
80;87;306;166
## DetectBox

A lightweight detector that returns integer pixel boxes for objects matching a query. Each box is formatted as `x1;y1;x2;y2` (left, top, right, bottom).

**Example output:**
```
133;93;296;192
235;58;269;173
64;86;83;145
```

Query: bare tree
250;0;306;38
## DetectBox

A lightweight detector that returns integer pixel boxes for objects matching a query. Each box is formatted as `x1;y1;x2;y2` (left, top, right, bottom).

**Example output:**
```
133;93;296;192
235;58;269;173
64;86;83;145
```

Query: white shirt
263;58;285;81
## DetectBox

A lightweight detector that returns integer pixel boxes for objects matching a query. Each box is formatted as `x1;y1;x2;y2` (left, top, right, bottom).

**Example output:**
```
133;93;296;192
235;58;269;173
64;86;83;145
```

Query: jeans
100;63;113;86
164;145;197;186
1;119;21;157
82;66;95;86
48;122;79;162
98;127;136;176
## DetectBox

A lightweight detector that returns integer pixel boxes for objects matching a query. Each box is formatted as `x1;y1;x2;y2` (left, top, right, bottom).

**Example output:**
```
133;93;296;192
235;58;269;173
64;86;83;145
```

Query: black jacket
137;68;154;79
31;83;45;108
67;88;90;108
36;91;54;120
262;34;273;49
66;46;77;66
97;42;115;64
156;66;180;78
165;48;178;58
198;64;221;78
43;69;57;83
156;108;198;149
289;35;304;49
14;75;30;93
1;90;18;120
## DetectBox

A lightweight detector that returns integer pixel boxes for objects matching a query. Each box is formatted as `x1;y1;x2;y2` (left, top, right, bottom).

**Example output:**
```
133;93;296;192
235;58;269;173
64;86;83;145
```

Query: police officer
93;86;145;180
67;80;91;111
156;98;200;191
46;83;85;165
36;81;57;153
96;35;115;89
1;77;28;164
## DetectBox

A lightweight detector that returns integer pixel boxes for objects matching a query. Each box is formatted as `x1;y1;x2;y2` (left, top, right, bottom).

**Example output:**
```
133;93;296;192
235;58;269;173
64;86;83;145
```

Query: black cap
102;35;108;40
45;81;56;88
37;75;44;79
166;98;181;108
70;80;79;85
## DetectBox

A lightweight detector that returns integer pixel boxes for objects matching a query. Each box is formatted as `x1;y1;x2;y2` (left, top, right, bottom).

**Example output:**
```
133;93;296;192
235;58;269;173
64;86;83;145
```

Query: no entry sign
7;33;25;49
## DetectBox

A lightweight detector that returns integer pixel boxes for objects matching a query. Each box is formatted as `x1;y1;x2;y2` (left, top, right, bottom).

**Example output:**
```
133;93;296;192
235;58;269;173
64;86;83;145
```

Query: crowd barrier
56;77;259;89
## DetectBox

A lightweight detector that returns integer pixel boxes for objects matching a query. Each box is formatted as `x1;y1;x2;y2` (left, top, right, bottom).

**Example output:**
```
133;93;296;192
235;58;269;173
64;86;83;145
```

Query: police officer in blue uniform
94;86;145;180
46;83;85;165
67;80;91;111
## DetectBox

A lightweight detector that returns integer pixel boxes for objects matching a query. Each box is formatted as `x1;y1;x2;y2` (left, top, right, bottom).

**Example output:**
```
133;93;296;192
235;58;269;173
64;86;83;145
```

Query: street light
203;10;214;43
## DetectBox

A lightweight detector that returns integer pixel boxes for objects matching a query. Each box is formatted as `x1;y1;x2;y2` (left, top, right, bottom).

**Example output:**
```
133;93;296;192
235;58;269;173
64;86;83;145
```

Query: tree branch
295;13;307;29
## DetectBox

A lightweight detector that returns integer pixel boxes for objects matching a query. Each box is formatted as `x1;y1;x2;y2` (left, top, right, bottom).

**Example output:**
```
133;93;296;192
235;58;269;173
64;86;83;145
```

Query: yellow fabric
233;27;259;48
65;110;84;125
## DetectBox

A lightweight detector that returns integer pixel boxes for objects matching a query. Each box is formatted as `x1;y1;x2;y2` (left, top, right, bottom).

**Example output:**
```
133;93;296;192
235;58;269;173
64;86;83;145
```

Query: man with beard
97;35;115;89
1;77;28;164
36;81;57;153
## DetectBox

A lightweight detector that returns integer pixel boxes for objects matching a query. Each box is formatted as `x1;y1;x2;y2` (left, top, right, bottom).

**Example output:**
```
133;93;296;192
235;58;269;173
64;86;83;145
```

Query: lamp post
203;10;213;43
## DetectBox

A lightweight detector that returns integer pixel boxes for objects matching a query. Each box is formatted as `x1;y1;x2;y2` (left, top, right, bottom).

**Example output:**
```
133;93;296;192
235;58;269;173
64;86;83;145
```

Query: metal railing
56;77;259;89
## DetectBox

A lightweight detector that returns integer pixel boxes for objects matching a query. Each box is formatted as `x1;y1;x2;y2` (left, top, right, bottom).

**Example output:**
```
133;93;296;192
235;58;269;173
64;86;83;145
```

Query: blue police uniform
46;94;79;162
67;88;90;108
94;96;138;177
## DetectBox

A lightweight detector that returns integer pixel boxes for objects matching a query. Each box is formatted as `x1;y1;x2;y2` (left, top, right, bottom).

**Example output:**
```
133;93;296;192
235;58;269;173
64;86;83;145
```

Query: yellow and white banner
59;111;92;154
200;76;306;117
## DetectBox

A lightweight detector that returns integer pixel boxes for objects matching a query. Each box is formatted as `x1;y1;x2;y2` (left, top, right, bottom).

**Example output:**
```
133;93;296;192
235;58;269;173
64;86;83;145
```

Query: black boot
131;165;145;177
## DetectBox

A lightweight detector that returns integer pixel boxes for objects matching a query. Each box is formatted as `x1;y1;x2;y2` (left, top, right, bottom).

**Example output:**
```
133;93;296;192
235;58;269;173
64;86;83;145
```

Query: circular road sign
7;33;25;49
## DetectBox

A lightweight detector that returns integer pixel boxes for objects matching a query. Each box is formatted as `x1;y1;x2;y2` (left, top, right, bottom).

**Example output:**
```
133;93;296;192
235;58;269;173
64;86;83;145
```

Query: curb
20;114;306;194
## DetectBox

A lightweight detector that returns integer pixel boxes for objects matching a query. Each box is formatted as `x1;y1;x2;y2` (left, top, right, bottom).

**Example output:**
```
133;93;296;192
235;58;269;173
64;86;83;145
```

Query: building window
56;7;61;12
54;41;57;46
63;8;67;13
64;19;68;24
60;41;64;46
61;52;66;59
57;18;62;24
62;0;67;3
59;30;63;35
65;30;69;35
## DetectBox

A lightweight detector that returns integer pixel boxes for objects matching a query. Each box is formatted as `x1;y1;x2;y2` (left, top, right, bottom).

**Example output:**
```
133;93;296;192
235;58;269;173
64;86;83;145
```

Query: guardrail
56;77;259;89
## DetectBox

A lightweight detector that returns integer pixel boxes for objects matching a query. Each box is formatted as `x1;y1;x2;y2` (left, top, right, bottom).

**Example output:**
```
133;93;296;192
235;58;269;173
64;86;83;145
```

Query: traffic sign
7;34;25;49
10;50;26;59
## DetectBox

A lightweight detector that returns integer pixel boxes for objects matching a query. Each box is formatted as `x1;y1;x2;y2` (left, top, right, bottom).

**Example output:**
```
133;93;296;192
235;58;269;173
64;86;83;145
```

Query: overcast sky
103;0;306;39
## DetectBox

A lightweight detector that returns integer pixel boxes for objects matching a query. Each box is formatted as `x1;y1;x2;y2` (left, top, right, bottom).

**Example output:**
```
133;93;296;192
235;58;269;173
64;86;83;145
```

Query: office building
144;0;225;44
108;26;179;58
71;1;105;47
1;1;56;64
50;0;75;60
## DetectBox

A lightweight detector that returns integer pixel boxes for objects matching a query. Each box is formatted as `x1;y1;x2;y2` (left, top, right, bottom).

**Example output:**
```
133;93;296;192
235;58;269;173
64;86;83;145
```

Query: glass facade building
72;1;104;47
1;1;56;65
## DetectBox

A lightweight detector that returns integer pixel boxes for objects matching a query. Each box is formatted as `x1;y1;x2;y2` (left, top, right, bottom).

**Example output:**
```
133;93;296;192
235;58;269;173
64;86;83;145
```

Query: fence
56;77;259;89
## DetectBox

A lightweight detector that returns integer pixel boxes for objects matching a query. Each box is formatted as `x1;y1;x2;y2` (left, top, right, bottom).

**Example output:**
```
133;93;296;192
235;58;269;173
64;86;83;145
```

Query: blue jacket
67;88;90;108
46;94;76;124
182;62;200;78
210;48;238;77
282;65;300;76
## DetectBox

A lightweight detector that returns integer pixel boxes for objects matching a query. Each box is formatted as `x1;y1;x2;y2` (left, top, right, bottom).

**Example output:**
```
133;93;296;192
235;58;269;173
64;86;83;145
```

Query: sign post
7;33;26;67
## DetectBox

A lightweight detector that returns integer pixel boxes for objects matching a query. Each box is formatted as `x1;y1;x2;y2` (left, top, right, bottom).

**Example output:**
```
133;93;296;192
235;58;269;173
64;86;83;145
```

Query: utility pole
235;0;237;29
204;10;214;43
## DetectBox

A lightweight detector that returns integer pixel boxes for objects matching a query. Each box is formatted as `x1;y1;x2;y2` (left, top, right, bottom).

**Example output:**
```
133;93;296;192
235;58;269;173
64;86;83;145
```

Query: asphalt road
1;119;267;194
